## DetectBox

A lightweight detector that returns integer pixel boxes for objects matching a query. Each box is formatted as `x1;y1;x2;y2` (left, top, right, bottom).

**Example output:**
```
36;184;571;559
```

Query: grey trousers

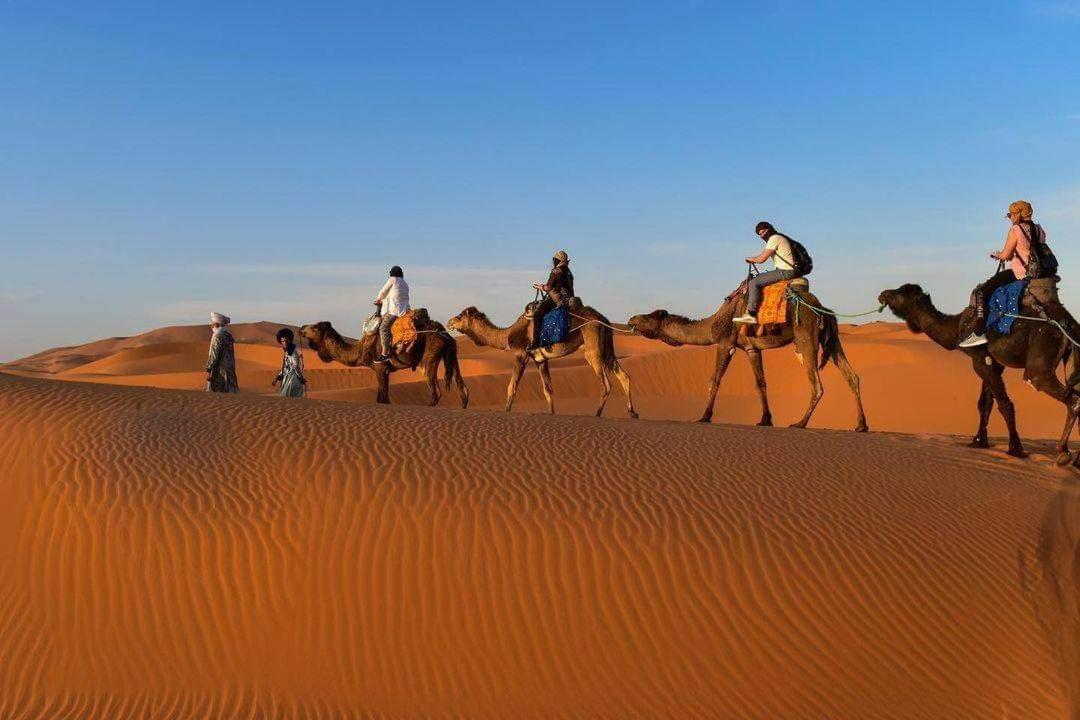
747;269;796;313
379;313;398;355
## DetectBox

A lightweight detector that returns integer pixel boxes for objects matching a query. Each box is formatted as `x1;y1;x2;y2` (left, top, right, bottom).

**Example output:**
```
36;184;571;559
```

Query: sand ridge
0;372;1074;717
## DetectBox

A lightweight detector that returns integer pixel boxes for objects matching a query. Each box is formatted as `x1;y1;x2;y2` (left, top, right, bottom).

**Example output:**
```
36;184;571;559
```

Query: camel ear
656;310;668;320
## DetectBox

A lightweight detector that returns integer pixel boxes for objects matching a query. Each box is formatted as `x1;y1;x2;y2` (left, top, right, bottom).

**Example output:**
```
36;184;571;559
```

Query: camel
878;283;1080;464
627;281;867;431
298;316;469;408
447;301;638;418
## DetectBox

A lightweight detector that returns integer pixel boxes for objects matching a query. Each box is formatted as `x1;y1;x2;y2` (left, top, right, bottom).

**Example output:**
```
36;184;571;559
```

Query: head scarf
210;311;231;326
553;250;569;265
1008;200;1034;220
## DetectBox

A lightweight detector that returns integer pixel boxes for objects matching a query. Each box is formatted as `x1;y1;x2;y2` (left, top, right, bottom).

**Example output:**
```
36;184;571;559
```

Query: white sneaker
958;332;988;348
733;314;758;325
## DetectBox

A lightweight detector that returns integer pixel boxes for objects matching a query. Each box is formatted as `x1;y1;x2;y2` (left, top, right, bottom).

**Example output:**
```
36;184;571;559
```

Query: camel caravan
203;201;1080;467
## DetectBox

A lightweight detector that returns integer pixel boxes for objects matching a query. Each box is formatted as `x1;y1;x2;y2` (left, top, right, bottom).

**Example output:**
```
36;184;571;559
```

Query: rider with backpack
958;200;1057;348
733;221;813;325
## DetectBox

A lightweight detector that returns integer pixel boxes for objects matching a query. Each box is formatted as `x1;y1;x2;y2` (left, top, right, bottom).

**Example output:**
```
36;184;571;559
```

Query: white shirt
765;234;795;271
376;277;410;317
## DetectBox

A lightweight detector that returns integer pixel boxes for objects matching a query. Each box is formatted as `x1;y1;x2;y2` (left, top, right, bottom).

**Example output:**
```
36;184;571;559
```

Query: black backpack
775;234;813;276
1021;222;1058;279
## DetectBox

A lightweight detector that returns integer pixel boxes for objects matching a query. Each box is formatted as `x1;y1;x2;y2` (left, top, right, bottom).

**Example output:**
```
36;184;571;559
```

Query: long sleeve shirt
375;277;410;317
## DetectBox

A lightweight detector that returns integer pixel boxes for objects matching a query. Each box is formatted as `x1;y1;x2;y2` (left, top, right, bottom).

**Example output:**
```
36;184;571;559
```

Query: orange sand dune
0;371;1074;718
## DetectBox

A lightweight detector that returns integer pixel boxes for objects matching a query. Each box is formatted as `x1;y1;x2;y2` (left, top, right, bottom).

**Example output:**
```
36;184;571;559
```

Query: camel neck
325;329;368;364
907;302;967;350
660;305;730;346
463;314;528;351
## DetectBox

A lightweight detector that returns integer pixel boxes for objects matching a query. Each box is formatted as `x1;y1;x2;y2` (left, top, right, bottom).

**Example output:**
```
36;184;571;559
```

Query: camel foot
788;422;809;429
968;437;990;449
756;419;773;427
628;411;639;420
696;416;712;424
854;424;869;433
1056;451;1072;467
1007;446;1028;459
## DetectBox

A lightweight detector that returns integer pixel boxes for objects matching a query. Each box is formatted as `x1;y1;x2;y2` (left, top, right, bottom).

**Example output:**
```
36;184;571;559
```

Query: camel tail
442;335;460;390
818;312;842;370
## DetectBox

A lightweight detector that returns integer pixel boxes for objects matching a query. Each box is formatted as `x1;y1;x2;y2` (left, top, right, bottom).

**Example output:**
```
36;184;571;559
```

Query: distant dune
0;372;1075;718
3;318;1068;440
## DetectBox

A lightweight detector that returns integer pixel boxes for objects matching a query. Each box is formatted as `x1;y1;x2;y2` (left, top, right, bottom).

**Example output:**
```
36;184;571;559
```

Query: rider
733;221;798;325
527;250;574;351
373;265;410;362
958;200;1048;348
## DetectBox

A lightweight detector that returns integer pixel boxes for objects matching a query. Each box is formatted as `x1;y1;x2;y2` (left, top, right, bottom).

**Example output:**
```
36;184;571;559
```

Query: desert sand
1;323;1077;717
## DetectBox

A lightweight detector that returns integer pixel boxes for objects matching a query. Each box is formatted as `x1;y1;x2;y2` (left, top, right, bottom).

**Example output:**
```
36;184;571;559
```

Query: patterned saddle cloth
757;281;792;326
987;280;1028;335
391;309;425;346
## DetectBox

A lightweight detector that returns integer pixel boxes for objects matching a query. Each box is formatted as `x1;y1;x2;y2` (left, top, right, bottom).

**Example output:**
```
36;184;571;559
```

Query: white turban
210;311;231;325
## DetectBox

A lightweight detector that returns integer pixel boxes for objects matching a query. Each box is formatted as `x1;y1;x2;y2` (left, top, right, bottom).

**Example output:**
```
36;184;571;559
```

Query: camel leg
746;349;772;427
537;360;555;415
790;334;823;429
833;348;869;432
1024;365;1080;463
975;358;1024;457
698;344;736;424
376;365;391;405
610;359;638;419
425;364;441;407
456;375;470;410
584;350;612;417
968;379;994;449
504;354;528;413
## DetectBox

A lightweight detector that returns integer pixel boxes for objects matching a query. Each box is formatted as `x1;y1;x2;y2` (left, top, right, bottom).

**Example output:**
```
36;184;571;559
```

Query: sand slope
0;372;1074;718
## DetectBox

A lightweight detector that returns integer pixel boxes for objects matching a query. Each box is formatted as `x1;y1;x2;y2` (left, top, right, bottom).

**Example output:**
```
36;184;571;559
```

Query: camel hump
567;296;583;311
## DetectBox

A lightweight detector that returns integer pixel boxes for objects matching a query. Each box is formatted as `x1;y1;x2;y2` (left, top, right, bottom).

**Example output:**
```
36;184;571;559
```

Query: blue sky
2;1;1078;360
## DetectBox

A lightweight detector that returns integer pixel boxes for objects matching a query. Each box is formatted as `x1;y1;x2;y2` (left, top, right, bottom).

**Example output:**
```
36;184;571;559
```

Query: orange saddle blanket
757;280;792;326
391;311;419;345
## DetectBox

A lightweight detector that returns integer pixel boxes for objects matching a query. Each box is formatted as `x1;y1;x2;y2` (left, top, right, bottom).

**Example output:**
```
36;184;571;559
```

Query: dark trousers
973;270;1019;335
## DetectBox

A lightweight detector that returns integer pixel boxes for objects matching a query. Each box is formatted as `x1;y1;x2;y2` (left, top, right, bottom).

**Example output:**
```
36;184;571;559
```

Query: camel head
298;322;336;362
626;310;668;339
448;306;483;333
878;284;934;332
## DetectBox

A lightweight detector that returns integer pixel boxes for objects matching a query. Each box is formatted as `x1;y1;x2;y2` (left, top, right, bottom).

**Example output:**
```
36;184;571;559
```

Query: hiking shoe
733;313;758;325
958;332;988;348
374;355;391;363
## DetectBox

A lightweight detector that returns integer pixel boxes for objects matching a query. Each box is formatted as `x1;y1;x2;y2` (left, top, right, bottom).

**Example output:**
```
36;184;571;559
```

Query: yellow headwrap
1008;200;1033;220
553;250;569;264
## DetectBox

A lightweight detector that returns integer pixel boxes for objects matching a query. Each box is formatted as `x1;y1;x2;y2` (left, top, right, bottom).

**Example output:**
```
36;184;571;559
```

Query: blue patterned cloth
539;305;570;345
987;279;1028;335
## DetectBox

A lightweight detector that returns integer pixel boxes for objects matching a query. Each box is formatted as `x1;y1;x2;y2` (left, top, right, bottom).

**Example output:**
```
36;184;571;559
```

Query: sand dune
0;371;1074;717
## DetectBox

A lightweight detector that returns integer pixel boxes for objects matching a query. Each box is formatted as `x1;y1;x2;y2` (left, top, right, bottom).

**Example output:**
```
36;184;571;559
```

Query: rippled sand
0;371;1074;718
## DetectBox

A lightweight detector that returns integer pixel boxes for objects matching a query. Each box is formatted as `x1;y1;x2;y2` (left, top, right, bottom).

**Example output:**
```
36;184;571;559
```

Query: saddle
728;277;810;337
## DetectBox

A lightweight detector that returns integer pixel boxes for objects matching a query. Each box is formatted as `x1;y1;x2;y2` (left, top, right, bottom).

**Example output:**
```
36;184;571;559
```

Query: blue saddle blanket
987;279;1027;334
539;306;570;345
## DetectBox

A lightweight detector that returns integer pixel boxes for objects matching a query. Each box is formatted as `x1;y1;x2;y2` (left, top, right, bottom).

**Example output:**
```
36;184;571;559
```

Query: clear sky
2;1;1078;361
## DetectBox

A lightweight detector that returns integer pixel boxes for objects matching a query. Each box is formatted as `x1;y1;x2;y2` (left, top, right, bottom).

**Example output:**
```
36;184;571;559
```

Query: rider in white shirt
374;266;410;361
